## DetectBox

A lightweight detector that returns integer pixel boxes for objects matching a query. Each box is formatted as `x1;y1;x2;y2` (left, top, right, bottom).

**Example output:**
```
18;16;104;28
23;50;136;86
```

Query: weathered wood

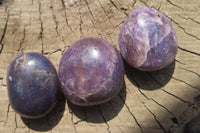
0;0;200;133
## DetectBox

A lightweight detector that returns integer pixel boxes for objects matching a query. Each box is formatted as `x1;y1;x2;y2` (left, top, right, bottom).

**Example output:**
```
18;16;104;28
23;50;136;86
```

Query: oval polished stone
7;53;59;118
59;37;124;106
119;7;178;71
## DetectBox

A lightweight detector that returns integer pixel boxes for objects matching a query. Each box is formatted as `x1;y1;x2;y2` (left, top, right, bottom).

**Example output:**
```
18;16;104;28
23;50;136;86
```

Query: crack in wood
108;0;128;16
71;112;78;133
44;48;64;55
162;72;200;91
178;15;200;25
138;0;149;7
97;0;114;27
14;113;17;133
78;8;84;38
173;77;200;90
39;2;44;54
169;17;200;41
151;99;179;125
128;76;179;125
157;3;161;11
4;104;10;127
67;102;78;133
131;0;137;8
143;104;166;132
115;20;125;28
171;119;180;129
73;117;86;125
0;77;3;87
178;46;200;56
50;5;59;36
179;67;200;78
17;25;27;51
166;0;183;10
148;73;195;104
1;84;7;87
71;106;87;125
50;0;66;51
60;0;73;32
118;94;144;133
98;106;111;133
84;0;95;21
175;59;185;65
163;89;193;105
0;12;9;55
109;0;119;10
108;35;116;47
82;1;102;37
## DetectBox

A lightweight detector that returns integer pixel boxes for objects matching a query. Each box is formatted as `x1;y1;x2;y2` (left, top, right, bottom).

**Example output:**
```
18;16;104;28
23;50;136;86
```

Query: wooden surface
0;0;200;133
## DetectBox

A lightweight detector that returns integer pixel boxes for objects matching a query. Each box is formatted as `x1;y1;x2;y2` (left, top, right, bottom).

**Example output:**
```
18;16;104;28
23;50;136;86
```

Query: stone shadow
68;82;126;123
125;61;175;90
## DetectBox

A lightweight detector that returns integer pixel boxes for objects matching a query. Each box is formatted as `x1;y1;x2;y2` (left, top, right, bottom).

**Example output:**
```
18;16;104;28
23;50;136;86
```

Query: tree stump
0;0;200;133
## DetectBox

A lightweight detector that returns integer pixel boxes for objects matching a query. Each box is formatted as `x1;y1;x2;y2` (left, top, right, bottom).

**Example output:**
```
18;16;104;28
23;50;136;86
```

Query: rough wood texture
0;0;200;133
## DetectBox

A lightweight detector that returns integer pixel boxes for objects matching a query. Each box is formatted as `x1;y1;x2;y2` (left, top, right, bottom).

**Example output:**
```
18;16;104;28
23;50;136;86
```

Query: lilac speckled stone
7;53;58;118
119;7;178;71
59;37;124;106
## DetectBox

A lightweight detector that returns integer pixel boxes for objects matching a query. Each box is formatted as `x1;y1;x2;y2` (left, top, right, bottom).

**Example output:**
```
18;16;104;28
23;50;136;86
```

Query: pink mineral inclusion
119;7;178;71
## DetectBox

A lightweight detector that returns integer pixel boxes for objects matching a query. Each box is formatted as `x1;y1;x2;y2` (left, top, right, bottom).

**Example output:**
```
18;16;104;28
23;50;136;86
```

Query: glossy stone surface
7;53;59;118
119;7;178;71
59;37;124;106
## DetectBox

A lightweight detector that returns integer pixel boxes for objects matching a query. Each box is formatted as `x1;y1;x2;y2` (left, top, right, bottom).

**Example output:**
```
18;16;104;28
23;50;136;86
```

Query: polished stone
59;37;124;106
7;53;58;118
119;7;178;71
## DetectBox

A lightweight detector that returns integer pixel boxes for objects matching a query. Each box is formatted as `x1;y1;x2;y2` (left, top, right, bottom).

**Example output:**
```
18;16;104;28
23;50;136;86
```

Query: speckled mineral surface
7;53;58;118
119;7;178;71
59;37;124;106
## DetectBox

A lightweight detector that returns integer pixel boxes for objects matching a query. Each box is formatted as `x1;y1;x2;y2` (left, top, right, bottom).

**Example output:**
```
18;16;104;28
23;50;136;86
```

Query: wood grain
0;0;200;133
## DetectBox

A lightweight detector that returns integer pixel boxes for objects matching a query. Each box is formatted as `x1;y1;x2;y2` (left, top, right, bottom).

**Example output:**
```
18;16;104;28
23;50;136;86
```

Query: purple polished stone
119;7;178;71
59;37;124;106
7;53;58;118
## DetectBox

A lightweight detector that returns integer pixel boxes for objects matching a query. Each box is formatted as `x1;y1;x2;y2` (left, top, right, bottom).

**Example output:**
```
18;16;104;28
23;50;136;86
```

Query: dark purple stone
119;7;178;71
59;37;124;106
7;53;58;118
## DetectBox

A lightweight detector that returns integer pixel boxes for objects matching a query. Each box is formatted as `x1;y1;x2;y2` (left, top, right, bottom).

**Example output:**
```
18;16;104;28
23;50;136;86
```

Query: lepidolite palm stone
59;37;124;106
119;7;178;71
7;53;58;118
